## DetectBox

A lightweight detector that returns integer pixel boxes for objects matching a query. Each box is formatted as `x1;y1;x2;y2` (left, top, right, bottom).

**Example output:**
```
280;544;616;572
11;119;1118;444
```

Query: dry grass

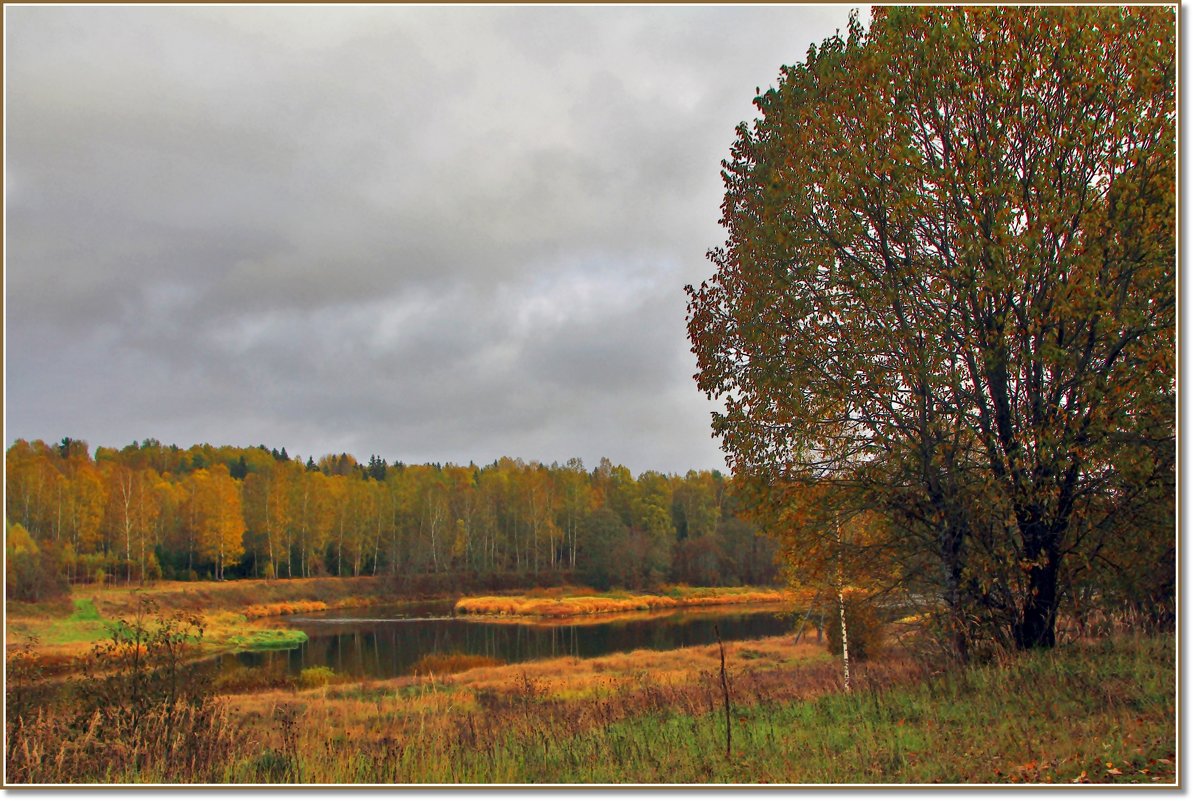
211;634;920;783
7;630;1175;784
7;700;243;784
211;635;1173;785
80;576;395;619
243;600;329;619
455;586;804;618
445;637;829;698
223;633;850;751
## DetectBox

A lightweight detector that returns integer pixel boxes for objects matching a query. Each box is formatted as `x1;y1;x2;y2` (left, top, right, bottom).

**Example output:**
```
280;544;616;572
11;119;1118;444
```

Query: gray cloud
6;5;862;474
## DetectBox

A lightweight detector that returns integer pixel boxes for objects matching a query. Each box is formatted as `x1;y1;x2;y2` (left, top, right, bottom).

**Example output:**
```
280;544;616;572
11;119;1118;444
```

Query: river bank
5;576;794;673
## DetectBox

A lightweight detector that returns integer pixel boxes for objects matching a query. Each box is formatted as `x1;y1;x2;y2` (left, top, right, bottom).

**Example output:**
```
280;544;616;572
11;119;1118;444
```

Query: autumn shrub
74;599;209;726
5;535;70;603
298;666;337;689
145;552;163;582
825;590;884;662
6;598;241;783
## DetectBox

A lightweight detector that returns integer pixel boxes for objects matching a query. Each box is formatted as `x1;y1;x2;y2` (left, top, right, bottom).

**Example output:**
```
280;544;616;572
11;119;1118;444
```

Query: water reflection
221;602;792;680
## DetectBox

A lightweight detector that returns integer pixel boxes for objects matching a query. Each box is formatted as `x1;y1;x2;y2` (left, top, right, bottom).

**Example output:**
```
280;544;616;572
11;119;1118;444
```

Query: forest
5;437;777;598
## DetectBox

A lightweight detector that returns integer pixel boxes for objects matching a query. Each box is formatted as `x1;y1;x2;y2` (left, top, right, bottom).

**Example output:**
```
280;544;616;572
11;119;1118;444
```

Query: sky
5;4;862;476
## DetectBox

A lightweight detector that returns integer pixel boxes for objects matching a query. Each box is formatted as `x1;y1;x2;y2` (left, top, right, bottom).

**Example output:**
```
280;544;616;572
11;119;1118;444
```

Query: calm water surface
220;600;793;679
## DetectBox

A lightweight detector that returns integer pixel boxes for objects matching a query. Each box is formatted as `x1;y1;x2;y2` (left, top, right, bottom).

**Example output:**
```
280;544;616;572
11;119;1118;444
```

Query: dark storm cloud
6;5;861;474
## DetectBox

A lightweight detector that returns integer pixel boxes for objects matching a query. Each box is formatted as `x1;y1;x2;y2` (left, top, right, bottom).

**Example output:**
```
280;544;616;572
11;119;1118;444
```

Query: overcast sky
6;4;861;475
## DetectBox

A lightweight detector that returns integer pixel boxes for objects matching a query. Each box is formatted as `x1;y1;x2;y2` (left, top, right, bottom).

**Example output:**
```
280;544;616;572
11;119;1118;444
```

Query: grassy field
6;627;1174;784
5;577;1175;784
231;633;1176;784
4;576;403;667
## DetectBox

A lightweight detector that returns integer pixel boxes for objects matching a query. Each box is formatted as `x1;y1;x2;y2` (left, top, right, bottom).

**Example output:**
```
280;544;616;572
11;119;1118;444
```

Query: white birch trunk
836;512;851;693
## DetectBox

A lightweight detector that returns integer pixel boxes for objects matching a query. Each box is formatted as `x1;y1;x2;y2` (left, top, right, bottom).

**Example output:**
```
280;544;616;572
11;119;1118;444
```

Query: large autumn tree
687;7;1175;652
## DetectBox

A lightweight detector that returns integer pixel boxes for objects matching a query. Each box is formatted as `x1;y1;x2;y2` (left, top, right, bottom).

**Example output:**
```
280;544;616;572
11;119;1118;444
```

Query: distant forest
5;438;777;598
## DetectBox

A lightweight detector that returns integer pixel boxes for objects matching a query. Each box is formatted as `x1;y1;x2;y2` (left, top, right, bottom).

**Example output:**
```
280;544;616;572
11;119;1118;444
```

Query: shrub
825;590;884;662
298;666;337;689
145;552;163;582
5;524;69;603
7;598;239;783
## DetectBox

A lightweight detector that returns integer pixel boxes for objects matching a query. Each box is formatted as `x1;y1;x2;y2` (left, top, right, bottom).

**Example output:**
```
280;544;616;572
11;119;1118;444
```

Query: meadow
3;577;1175;785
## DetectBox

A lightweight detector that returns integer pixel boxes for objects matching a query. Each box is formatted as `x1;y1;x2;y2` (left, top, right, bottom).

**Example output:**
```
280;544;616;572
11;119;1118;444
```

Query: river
218;600;794;680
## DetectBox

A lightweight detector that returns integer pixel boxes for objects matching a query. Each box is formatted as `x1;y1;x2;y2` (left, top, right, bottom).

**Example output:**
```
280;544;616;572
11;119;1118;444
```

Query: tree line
5;437;777;598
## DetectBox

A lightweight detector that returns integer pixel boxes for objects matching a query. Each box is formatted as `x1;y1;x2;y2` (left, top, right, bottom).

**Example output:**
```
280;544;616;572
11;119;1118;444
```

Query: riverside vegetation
5;591;1174;784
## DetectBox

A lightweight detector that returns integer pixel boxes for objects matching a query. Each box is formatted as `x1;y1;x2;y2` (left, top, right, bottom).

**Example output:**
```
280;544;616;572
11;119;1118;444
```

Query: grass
510;635;1175;784
18;598;114;646
204;633;1172;784
454;585;804;618
225;629;310;651
11;575;404;625
243;600;331;619
7;631;1175;784
8;594;311;670
8;574;464;670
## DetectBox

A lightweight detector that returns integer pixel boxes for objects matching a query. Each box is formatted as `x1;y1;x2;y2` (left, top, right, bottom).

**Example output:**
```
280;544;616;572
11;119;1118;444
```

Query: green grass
226;629;309;650
264;634;1173;784
9;633;1174;784
69;598;103;621
495;635;1174;784
30;598;114;645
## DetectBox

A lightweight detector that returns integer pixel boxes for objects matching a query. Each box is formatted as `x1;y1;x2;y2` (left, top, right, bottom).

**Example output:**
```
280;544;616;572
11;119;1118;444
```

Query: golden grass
448;636;830;699
454;586;805;618
52;576;398;620
467;603;790;629
243;600;329;619
217;631;857;780
10;633;1175;784
227;634;829;713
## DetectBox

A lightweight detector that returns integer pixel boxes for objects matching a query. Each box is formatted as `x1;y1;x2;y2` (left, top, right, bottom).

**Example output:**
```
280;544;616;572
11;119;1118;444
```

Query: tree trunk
939;521;969;661
1014;519;1060;649
835;513;851;692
